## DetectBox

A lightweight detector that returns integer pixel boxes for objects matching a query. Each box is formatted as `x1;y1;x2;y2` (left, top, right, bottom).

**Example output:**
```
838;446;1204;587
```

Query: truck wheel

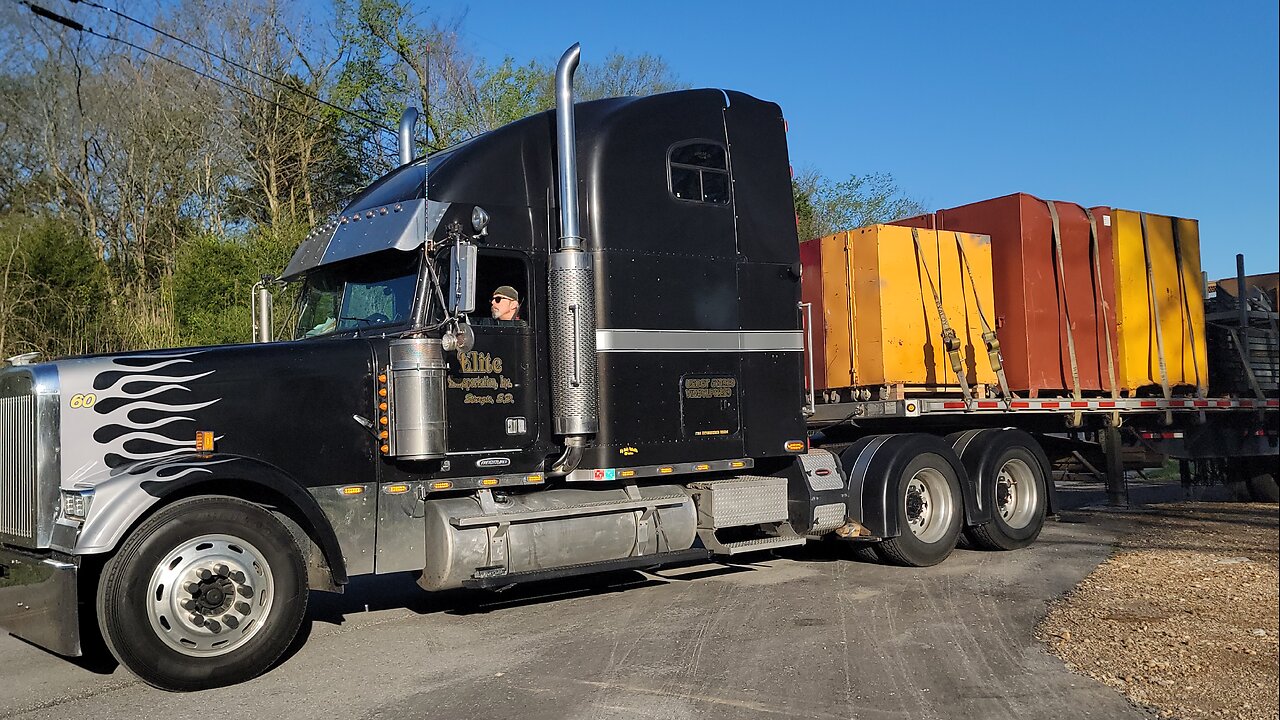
96;496;307;691
958;431;1048;551
874;452;964;567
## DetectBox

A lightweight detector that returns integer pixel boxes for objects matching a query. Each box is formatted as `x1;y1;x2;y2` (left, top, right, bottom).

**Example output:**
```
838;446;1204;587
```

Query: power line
15;0;396;159
67;0;398;136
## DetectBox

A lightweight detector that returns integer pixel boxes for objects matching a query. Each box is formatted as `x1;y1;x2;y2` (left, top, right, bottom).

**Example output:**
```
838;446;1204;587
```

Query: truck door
443;249;540;461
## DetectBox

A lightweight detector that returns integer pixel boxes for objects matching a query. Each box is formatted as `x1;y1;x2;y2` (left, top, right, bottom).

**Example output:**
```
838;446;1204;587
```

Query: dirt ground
1040;502;1280;720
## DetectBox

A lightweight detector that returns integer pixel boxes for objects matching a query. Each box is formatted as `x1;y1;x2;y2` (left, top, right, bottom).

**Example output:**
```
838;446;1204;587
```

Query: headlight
60;491;93;521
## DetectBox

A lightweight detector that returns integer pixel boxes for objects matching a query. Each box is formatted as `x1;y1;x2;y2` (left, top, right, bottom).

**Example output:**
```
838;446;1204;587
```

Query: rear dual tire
951;429;1049;551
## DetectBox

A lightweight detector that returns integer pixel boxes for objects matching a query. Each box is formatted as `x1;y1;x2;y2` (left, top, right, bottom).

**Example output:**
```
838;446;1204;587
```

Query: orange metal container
1096;208;1207;394
895;193;1120;397
812;225;997;391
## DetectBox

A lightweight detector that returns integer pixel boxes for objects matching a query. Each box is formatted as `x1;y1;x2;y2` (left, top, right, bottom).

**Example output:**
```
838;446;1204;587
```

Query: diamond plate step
687;476;789;529
697;524;806;556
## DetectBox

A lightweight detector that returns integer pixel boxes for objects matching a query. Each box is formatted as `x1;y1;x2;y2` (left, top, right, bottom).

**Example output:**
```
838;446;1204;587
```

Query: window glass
670;166;701;201
670;143;726;170
702;171;730;204
668;141;730;205
294;250;420;338
465;252;531;328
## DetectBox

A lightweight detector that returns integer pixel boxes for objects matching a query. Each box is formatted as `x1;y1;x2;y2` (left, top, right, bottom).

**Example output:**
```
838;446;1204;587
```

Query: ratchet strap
1085;209;1121;427
1046;201;1084;427
1170;219;1206;407
1139;213;1174;425
952;230;1012;403
911;227;972;405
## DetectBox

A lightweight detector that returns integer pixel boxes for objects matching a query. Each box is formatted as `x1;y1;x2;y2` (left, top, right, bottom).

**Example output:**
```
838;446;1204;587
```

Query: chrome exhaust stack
548;43;599;453
398;107;419;166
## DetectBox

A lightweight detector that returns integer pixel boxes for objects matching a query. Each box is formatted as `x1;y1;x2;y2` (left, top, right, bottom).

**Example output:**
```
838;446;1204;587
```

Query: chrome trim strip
595;330;803;353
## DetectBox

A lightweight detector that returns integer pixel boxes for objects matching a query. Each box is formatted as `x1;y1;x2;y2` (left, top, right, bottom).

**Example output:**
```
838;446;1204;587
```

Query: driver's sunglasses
491;296;507;303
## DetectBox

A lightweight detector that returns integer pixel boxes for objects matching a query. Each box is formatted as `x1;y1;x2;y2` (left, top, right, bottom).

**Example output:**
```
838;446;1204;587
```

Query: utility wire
15;0;396;158
67;0;397;136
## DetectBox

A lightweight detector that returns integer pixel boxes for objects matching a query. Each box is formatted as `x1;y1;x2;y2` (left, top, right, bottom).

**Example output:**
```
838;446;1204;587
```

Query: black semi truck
1;44;1275;691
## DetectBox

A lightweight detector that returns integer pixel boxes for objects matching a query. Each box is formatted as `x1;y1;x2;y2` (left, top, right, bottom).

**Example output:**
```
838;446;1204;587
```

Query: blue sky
426;1;1277;279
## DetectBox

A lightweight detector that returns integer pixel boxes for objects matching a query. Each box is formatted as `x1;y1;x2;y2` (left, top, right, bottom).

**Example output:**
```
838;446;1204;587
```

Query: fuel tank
419;485;697;591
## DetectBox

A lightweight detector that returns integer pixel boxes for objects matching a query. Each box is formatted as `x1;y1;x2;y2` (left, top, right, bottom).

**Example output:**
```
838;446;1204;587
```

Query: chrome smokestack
548;43;598;442
398;107;418;166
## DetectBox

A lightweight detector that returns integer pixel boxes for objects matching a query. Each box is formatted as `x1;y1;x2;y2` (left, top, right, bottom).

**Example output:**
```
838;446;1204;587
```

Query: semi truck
1;44;1276;692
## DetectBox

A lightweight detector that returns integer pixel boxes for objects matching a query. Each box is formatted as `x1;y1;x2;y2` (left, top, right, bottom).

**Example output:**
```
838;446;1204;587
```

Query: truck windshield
294;250;420;339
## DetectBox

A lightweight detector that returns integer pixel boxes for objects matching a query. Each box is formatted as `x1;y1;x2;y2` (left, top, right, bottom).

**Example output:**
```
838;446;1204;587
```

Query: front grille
0;392;38;542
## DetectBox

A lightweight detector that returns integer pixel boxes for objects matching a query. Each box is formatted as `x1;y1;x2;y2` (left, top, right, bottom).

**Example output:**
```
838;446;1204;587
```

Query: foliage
793;167;927;242
0;0;918;359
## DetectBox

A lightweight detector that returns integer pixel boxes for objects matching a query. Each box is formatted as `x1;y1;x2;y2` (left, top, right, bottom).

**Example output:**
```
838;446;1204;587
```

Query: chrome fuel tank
419;485;696;591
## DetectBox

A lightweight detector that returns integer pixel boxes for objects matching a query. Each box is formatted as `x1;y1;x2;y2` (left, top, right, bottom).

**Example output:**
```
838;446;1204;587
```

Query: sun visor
280;198;450;280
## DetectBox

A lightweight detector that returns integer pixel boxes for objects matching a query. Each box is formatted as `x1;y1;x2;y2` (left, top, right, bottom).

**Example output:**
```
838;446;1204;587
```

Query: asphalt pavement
0;482;1177;720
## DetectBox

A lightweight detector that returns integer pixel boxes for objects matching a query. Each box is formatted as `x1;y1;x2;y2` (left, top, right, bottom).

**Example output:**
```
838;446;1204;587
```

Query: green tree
793;168;927;241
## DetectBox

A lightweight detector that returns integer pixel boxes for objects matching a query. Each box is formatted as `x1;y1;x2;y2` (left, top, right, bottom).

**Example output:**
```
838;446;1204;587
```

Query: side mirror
447;242;478;314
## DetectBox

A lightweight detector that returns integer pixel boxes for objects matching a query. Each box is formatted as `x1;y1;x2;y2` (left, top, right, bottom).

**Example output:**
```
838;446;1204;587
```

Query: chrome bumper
0;546;81;657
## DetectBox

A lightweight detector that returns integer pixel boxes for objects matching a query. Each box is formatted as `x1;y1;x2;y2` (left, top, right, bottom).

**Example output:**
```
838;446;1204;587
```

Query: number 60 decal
69;393;97;409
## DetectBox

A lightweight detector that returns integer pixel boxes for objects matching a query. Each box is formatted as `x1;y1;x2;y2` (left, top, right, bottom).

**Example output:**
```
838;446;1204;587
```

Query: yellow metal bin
1103;209;1208;395
817;224;997;394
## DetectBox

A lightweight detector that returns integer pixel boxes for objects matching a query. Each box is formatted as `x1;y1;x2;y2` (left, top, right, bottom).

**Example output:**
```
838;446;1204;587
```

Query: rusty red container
799;238;828;392
894;193;1119;397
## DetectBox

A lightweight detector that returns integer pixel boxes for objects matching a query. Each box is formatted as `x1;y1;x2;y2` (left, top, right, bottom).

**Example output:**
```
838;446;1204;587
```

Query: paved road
0;509;1149;720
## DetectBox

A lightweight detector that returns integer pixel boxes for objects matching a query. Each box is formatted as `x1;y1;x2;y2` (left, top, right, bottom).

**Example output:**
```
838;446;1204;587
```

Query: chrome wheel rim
146;533;276;657
996;458;1039;529
904;467;953;544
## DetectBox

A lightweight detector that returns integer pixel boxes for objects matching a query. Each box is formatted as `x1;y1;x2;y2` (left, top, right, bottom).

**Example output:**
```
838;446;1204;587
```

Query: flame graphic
87;352;221;469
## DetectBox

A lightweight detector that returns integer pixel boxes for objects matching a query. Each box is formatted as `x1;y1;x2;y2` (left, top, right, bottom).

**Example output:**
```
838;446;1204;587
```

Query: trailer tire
96;496;307;691
961;432;1048;551
874;451;964;567
1246;472;1280;503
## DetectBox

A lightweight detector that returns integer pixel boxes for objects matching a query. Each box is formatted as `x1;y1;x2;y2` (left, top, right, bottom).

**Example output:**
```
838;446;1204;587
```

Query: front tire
96;496;307;691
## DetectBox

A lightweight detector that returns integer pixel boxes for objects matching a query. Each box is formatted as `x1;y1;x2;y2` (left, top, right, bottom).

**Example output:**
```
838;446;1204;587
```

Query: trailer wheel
874;451;964;567
96;496;307;691
1246;472;1280;503
961;431;1048;551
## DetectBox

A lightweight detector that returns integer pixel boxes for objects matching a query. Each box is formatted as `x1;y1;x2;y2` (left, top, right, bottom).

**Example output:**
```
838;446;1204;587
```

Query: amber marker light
730;461;746;469
481;478;499;487
378;374;387;382
694;463;711;471
526;474;544;484
194;431;215;452
385;484;410;494
379;402;388;411
380;444;390;454
785;441;806;452
340;486;365;495
618;470;636;478
431;481;453;490
658;466;674;474
378;388;387;397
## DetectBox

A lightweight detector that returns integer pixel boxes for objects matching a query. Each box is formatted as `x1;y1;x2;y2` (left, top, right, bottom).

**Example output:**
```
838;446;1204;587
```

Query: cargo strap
952;230;1012;403
911;227;972;405
1085;209;1121;427
1169;219;1206;402
842;232;858;387
1046;201;1084;427
1139;213;1174;425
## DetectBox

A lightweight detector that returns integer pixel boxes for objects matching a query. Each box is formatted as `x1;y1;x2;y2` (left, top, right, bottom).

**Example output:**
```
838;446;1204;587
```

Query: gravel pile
1040;502;1279;720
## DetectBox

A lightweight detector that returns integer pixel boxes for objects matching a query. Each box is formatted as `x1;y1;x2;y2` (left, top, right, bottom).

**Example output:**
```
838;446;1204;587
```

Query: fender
71;453;349;585
949;428;1058;521
840;433;970;538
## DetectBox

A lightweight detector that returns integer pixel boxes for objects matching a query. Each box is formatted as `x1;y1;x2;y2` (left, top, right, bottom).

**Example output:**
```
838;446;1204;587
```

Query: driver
490;286;521;322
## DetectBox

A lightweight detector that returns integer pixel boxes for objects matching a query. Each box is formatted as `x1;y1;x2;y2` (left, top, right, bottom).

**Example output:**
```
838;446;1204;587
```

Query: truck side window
668;141;730;205
469;252;530;328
